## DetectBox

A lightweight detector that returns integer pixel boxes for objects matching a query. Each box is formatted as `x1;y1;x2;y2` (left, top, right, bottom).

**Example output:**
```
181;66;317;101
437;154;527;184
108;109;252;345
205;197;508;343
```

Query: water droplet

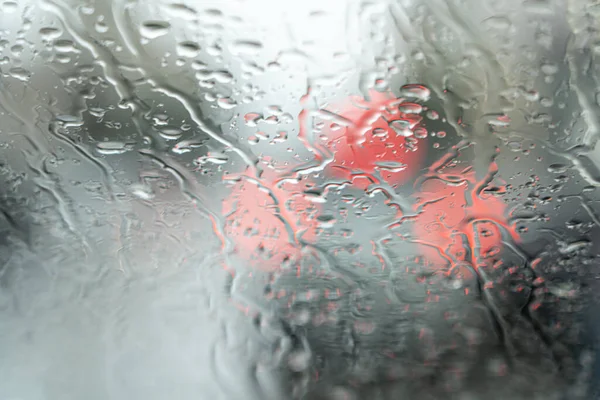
88;107;107;118
2;1;17;13
197;153;228;165
230;40;263;55
9;67;31;82
172;139;205;154
375;161;408;172
56;114;81;124
217;97;237;110
400;84;431;101
95;21;109;33
131;184;155;200
96;141;132;155
548;164;568;174
167;3;197;20
39;27;62;41
389;120;414;137
53;39;78;53
372;127;387;137
159;127;183;140
213;70;233;84
414;127;428;138
10;44;23;56
487;114;511;127
523;0;554;14
80;4;94;15
176;41;201;58
483;16;512;30
140;21;171;39
398;102;423;114
426;110;439;120
541;62;558;75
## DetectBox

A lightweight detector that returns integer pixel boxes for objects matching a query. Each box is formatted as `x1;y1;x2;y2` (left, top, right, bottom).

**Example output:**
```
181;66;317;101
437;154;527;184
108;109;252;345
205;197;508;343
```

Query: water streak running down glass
1;0;600;399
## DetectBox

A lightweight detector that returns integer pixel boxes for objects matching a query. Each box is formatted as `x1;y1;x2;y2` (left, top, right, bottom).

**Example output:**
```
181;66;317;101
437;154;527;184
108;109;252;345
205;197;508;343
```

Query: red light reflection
223;89;518;273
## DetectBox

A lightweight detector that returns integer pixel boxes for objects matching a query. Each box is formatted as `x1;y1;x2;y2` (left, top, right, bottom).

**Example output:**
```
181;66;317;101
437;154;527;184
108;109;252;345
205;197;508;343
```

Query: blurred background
1;0;600;398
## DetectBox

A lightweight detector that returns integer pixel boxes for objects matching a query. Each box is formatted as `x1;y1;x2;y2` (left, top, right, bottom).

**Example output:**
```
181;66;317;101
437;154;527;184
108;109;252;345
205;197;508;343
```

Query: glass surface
1;0;600;398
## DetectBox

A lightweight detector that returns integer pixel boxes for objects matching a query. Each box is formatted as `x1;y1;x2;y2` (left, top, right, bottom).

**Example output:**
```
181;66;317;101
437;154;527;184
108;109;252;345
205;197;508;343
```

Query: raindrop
389;119;414;137
426;110;439;120
372;127;388;137
131;184;154;200
398;102;423;114
202;8;223;20
197;153;228;165
39;27;62;41
375;161;408;172
140;21;171;39
80;5;94;15
10;45;23;56
56;114;81;123
541;62;559;75
213;70;233;84
206;43;222;56
217;97;237;110
399;84;431;101
88;107;107;118
523;0;554;14
167;3;197;20
192;60;208;70
159;127;183;140
230;40;263;55
95;21;109;33
53;39;78;53
548;164;569;174
2;1;17;13
96;141;132;155
414;127;428;138
483;16;512;30
176;41;201;58
152;113;169;126
172;139;205;154
487;115;511;127
9;67;31;82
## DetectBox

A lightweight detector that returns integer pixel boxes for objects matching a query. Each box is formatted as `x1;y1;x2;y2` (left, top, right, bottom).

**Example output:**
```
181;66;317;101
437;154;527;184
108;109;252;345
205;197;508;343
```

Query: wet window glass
1;0;600;399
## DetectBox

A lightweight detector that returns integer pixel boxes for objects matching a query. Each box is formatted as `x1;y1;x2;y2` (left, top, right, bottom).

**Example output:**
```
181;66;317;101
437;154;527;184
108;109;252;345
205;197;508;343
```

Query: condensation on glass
0;0;599;399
